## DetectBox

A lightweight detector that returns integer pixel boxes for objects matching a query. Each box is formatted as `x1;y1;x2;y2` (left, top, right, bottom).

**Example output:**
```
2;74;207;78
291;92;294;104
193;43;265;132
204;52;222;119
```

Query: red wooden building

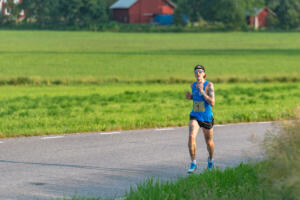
247;8;276;29
0;0;25;19
110;0;175;24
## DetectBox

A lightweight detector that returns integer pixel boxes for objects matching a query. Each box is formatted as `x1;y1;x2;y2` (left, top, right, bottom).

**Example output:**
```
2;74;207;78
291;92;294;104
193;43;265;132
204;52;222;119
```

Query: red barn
0;0;25;19
110;0;175;24
247;8;276;29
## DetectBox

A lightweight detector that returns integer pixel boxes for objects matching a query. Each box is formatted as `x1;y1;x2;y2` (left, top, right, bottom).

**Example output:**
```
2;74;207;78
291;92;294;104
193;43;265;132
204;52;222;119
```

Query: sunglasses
194;69;204;74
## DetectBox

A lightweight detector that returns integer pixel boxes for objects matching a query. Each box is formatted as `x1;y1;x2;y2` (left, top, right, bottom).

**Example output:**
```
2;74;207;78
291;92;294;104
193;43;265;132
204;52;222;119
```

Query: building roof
166;0;176;8
110;0;137;9
110;0;176;9
254;8;264;15
247;7;276;17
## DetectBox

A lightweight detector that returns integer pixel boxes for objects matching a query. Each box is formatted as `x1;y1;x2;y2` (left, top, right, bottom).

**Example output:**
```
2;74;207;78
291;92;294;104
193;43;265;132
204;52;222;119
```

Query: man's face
194;69;205;80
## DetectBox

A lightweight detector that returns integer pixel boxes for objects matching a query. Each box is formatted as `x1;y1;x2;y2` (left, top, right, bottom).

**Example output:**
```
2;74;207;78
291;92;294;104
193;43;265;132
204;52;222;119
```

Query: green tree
174;0;248;29
268;0;300;29
198;0;219;22
174;0;189;26
106;0;117;6
20;0;108;29
58;0;83;27
215;0;247;30
81;0;108;25
174;0;202;25
245;0;265;14
21;0;59;28
188;0;202;22
0;0;23;25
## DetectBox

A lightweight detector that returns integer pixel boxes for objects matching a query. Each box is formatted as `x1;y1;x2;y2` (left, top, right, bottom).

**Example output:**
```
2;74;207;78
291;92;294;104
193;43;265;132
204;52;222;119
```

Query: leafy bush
259;109;300;199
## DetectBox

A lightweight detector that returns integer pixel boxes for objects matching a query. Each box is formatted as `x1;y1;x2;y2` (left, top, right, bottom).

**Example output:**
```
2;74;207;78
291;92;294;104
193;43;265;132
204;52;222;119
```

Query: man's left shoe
187;162;197;174
207;157;214;170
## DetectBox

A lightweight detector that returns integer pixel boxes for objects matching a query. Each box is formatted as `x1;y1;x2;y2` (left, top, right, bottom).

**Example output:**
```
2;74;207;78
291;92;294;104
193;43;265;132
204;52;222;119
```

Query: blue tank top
190;81;213;122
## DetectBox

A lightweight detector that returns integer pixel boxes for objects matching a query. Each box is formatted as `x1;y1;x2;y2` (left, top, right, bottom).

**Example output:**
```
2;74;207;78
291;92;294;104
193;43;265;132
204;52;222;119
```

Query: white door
254;16;259;29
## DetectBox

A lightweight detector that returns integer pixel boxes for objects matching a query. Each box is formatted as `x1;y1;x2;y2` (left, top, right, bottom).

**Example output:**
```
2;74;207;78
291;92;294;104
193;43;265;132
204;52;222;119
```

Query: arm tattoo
207;83;215;98
203;83;215;106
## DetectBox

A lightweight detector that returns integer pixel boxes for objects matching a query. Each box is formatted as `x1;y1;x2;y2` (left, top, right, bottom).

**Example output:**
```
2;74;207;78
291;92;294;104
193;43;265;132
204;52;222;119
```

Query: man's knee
206;139;214;147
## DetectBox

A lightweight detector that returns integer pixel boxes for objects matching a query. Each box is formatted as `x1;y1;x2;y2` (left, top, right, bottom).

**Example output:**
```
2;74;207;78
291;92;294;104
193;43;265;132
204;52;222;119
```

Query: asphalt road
0;122;275;200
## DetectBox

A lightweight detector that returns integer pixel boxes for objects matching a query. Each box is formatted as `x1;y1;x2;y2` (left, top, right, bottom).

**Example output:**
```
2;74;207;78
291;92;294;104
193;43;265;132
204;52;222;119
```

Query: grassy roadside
65;114;300;200
123;114;300;200
0;82;299;138
125;164;263;200
64;163;263;200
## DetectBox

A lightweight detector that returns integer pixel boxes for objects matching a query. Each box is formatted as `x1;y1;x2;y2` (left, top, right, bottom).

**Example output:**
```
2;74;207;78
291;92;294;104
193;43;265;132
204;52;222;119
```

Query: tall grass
125;164;263;200
259;110;300;200
0;82;299;137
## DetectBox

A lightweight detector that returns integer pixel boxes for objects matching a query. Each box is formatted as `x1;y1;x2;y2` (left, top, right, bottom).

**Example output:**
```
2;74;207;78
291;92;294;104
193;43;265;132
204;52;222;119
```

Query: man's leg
188;120;200;161
202;127;214;160
187;120;200;173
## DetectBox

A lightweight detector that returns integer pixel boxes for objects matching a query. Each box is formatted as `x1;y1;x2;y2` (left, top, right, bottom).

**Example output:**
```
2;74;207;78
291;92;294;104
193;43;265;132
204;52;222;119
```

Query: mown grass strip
0;82;299;138
0;74;300;86
1;31;300;83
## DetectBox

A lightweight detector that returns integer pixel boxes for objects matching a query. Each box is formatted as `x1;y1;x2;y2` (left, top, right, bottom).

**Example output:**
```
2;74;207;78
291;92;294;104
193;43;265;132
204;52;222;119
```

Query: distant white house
0;0;25;19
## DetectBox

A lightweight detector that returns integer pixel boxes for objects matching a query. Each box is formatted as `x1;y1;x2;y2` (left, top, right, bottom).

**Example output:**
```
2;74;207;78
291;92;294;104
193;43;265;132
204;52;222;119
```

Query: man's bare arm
185;83;194;100
202;82;215;107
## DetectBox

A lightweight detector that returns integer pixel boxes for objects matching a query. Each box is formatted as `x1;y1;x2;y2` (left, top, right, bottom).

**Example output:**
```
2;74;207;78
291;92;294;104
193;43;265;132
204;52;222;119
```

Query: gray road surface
0;122;276;200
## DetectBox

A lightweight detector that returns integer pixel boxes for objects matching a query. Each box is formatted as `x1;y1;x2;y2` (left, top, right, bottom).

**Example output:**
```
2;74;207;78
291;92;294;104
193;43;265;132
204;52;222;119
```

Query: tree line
1;0;109;29
1;0;300;30
173;0;300;30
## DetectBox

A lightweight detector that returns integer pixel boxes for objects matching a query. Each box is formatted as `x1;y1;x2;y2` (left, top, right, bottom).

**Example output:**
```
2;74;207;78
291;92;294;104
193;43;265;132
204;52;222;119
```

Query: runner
185;64;215;173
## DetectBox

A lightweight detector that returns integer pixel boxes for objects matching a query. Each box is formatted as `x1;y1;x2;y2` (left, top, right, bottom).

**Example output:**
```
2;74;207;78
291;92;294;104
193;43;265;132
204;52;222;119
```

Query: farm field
0;31;300;84
0;82;299;137
0;31;299;137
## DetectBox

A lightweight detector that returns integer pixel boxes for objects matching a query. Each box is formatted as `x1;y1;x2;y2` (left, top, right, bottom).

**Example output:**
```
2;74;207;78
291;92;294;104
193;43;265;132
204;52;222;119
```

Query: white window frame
2;0;23;16
5;7;10;15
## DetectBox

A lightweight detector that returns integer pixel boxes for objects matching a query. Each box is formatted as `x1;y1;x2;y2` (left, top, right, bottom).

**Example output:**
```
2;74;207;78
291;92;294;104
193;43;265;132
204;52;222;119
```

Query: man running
185;64;215;173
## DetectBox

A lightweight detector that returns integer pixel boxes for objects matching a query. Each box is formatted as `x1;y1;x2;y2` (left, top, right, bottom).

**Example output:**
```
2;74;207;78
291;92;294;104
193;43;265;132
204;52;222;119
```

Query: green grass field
1;31;299;199
1;31;300;84
0;31;299;137
0;82;298;137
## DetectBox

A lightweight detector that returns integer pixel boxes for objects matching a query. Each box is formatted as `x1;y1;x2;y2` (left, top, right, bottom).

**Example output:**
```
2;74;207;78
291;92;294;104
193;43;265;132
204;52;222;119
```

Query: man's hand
186;92;192;100
196;82;204;93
